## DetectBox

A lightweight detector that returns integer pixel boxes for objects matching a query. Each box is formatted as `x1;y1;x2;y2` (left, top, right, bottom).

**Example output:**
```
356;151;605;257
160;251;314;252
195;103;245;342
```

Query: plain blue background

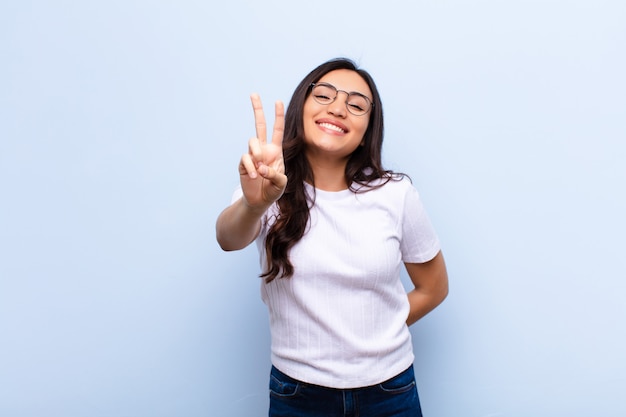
1;1;625;416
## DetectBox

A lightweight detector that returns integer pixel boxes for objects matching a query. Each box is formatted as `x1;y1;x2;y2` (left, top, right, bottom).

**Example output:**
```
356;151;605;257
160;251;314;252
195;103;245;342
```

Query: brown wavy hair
261;58;402;282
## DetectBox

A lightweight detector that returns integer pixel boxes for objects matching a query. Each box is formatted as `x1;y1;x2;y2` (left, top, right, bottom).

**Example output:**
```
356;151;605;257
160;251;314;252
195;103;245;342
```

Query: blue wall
1;1;625;416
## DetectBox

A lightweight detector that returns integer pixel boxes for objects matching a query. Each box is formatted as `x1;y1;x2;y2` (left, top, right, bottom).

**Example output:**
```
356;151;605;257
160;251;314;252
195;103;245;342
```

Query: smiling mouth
317;122;346;133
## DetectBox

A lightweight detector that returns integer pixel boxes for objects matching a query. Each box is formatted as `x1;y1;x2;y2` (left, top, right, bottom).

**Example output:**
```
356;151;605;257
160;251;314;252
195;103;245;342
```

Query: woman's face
302;69;372;161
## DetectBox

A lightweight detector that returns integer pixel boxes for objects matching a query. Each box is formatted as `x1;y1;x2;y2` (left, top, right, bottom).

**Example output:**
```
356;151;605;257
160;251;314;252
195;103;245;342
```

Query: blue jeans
268;365;423;417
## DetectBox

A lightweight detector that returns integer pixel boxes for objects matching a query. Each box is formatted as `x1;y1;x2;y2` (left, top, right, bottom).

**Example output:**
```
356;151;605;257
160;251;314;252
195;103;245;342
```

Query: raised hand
238;94;287;210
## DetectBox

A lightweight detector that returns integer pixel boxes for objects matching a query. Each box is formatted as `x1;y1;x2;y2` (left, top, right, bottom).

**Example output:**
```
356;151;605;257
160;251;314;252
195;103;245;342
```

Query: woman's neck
307;156;349;191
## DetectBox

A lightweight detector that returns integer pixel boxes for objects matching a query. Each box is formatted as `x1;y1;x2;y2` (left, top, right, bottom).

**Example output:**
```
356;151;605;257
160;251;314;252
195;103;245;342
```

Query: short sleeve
400;185;441;263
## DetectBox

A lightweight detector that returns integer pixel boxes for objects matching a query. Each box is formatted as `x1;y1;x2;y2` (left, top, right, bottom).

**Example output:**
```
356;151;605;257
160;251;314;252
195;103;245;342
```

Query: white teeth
319;122;345;133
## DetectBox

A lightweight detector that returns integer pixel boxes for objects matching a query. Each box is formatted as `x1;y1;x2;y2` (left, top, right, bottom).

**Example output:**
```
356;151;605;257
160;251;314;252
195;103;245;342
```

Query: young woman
216;58;448;417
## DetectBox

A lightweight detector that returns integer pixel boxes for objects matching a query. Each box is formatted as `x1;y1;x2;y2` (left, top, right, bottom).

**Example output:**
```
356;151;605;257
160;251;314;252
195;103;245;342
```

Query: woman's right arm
215;196;268;251
215;94;287;251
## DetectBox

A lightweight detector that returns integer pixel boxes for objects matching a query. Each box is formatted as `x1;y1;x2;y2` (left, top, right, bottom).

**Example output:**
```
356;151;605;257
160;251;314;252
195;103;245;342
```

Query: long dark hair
261;58;399;282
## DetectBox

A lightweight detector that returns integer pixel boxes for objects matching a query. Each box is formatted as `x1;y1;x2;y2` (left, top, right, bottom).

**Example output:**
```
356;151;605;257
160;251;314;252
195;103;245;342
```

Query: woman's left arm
405;251;449;326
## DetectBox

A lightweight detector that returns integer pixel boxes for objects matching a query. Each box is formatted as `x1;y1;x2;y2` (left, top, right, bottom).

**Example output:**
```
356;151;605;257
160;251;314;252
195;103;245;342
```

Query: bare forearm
405;252;449;326
406;287;448;326
215;197;267;251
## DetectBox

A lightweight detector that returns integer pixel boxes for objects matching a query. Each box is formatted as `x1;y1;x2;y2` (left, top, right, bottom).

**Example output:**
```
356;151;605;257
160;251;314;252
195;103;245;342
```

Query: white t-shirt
252;176;441;388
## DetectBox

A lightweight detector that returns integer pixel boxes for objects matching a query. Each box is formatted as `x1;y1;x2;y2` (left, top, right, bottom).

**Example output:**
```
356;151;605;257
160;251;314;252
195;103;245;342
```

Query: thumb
258;164;287;191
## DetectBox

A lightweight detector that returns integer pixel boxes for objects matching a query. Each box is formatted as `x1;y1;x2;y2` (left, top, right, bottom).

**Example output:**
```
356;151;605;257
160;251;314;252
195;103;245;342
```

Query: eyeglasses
309;82;373;116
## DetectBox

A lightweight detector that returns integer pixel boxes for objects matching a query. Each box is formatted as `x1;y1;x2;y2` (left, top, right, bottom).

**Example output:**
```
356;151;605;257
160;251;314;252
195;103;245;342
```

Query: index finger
271;100;285;146
250;93;267;143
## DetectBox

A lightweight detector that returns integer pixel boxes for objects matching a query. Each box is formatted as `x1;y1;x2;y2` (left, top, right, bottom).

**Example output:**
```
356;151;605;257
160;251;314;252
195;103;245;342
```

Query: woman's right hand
238;94;287;211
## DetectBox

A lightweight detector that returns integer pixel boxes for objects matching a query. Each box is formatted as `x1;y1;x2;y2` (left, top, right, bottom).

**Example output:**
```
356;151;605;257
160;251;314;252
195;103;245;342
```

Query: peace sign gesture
238;94;287;210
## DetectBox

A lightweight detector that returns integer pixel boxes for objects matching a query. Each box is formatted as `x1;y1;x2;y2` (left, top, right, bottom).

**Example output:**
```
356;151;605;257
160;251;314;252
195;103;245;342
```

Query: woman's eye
315;94;333;102
348;103;364;111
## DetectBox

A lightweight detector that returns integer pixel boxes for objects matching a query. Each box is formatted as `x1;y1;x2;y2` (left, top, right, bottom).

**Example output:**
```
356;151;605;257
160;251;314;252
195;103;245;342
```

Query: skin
215;94;286;251
405;253;449;326
215;69;448;325
302;69;372;191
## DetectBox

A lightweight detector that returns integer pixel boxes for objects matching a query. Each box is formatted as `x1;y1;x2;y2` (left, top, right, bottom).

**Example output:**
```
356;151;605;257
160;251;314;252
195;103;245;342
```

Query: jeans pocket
269;367;301;397
378;366;416;394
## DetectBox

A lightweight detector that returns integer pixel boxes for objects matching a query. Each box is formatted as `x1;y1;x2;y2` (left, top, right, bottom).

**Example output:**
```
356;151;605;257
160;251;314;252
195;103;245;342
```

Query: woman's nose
327;92;348;117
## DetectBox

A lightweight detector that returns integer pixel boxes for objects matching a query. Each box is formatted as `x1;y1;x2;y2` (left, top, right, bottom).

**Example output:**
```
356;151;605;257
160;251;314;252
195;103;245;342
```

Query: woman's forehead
317;69;372;96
